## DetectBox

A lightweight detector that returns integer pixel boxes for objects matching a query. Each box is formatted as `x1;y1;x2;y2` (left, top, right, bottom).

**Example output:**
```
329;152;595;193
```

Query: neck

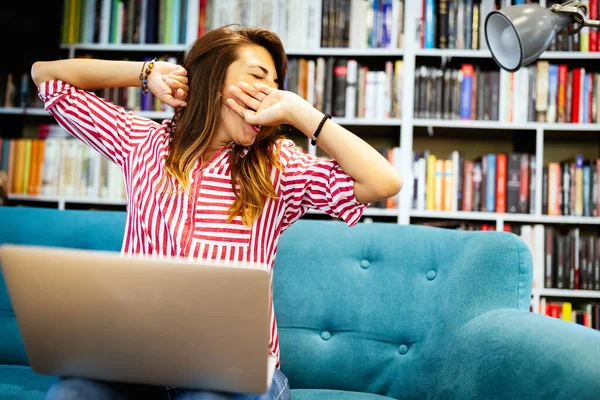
203;132;232;166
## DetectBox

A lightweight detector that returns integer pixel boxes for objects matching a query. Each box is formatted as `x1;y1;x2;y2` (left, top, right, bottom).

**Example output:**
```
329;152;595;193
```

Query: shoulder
275;138;304;166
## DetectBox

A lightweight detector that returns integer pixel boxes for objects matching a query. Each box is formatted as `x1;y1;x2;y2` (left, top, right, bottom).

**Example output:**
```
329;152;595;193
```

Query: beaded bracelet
139;58;157;95
310;113;331;146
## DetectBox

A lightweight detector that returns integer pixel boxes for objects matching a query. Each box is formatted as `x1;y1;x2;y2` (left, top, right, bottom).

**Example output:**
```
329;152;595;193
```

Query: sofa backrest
274;220;532;398
0;207;125;365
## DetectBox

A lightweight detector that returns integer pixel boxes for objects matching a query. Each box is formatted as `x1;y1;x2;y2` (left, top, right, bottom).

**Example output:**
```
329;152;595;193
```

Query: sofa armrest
430;309;600;400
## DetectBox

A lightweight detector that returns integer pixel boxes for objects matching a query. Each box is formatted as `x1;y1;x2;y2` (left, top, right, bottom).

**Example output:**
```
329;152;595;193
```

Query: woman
31;26;402;400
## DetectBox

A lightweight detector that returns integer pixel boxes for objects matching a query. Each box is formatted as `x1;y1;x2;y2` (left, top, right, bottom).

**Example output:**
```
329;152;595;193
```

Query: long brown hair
165;26;288;227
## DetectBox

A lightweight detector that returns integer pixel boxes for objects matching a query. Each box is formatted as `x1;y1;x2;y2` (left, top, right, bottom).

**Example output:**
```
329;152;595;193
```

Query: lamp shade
484;4;573;72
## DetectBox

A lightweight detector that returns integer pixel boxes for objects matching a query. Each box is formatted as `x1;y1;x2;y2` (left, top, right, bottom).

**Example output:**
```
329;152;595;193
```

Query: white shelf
59;43;403;57
410;210;600;225
7;195;398;217
60;43;188;52
415;48;600;60
415;49;492;58
538;51;600;60
0;107;48;116
308;207;398;217
411;210;501;221
7;194;126;206
286;48;403;57
333;117;401;126
539;288;600;299
414;118;600;131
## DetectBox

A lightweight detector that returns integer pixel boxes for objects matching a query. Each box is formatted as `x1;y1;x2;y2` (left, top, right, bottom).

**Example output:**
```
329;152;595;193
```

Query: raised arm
31;59;188;108
226;82;403;205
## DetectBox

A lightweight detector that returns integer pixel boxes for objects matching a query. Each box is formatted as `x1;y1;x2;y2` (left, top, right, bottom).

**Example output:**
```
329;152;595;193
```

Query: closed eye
251;74;263;79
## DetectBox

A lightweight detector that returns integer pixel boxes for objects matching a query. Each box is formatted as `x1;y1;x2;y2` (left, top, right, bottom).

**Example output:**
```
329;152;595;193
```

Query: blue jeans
45;368;290;400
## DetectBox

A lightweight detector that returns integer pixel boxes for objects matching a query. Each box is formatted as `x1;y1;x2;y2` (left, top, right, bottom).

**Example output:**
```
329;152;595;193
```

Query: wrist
288;99;324;138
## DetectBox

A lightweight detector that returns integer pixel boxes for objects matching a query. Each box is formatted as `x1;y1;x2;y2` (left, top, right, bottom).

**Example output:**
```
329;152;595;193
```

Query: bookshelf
1;1;600;318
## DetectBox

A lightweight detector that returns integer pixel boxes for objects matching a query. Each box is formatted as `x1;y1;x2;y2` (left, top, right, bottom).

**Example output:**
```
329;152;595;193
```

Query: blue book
465;0;473;49
145;0;158;44
460;68;473;119
583;73;590;124
171;0;180;45
548;65;559;122
1;139;9;171
381;0;393;48
370;0;381;48
424;0;435;49
486;154;497;212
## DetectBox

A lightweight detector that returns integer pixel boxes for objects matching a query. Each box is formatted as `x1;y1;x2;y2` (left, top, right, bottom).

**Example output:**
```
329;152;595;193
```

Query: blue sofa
1;207;599;400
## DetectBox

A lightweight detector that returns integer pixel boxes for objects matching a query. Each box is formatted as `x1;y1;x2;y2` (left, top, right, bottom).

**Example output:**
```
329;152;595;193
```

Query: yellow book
12;140;24;194
21;140;32;195
580;29;590;52
74;0;81;43
444;159;453;212
62;0;71;44
28;139;39;195
562;302;572;322
6;141;15;194
426;154;436;210
69;0;77;43
35;139;46;195
434;159;444;211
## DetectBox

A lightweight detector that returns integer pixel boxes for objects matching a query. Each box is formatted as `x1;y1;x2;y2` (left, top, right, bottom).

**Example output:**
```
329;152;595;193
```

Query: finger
253;83;275;95
164;74;188;85
171;66;187;76
163;76;189;93
174;88;188;102
236;81;267;102
229;85;261;111
226;98;254;120
161;93;187;108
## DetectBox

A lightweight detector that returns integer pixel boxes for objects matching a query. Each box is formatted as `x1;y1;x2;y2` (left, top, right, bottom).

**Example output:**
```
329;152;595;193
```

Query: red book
571;68;581;123
591;0;598;51
496;154;507;213
557;65;568;122
583;312;591;327
462;161;474;211
519;155;529;213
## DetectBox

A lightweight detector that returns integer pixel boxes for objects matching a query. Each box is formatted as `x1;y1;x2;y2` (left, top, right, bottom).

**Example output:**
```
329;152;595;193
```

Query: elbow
387;172;403;198
31;61;48;87
371;171;403;201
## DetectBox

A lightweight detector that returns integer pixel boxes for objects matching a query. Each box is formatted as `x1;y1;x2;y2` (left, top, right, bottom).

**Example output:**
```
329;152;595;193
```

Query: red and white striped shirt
38;80;366;366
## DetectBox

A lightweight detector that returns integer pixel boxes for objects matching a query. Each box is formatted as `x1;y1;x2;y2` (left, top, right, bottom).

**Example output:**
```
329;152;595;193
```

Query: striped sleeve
280;140;367;231
38;79;158;168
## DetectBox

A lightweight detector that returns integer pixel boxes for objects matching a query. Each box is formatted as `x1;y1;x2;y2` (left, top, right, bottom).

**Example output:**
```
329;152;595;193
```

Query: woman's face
218;45;279;147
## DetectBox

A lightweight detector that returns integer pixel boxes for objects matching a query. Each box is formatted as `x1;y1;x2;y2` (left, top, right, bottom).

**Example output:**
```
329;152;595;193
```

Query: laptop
0;244;276;394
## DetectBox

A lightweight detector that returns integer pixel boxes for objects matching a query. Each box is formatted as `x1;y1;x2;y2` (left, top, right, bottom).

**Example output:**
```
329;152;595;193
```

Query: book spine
460;64;473;119
507;153;520;213
486;154;496;212
496;154;507;213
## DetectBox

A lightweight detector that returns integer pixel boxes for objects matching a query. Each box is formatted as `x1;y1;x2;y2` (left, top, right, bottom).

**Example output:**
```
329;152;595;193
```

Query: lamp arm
550;1;600;33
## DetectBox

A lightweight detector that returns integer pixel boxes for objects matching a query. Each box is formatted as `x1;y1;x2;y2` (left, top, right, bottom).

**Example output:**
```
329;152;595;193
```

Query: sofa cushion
0;364;56;400
291;389;395;399
0;311;28;367
0;207;126;366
